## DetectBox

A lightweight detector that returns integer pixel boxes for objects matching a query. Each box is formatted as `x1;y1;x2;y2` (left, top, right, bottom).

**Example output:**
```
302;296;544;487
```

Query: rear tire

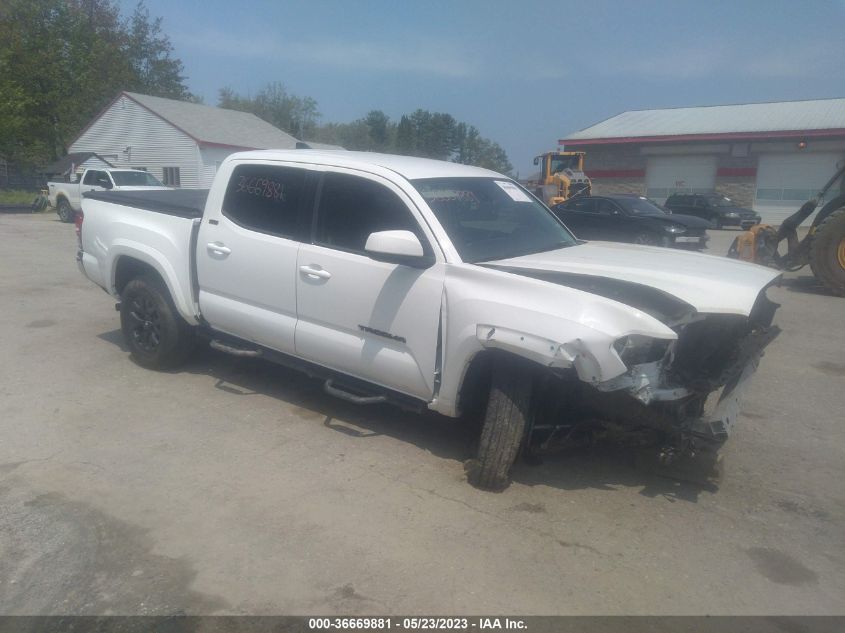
56;198;74;223
809;207;845;296
120;274;195;369
468;357;534;491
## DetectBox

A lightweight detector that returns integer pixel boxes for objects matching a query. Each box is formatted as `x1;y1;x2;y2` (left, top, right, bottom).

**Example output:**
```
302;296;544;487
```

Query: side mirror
364;230;432;268
533;157;539;166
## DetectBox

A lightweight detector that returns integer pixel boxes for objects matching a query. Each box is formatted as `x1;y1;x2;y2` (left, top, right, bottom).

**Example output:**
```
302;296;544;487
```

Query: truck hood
486;241;780;316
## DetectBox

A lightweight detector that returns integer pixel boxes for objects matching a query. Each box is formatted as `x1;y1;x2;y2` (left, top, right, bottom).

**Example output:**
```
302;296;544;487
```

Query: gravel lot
1;212;843;616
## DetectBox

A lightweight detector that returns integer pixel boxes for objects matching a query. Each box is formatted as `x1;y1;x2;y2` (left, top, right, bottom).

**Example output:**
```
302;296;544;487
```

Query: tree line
0;0;512;175
219;83;513;174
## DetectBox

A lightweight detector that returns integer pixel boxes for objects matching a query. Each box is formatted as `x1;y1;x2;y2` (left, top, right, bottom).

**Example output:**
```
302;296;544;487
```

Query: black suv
551;194;711;249
664;193;761;229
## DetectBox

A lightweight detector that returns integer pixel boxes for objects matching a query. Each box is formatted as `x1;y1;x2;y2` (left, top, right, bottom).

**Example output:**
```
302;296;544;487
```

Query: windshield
707;195;734;207
412;177;577;263
615;197;669;215
110;171;165;187
549;155;581;174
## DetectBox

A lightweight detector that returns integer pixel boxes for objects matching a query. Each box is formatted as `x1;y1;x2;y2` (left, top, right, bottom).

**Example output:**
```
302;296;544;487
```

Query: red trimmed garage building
560;98;845;225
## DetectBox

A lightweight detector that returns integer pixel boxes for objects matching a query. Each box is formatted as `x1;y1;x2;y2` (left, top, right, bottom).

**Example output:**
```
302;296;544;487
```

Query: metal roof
563;98;845;143
124;92;300;150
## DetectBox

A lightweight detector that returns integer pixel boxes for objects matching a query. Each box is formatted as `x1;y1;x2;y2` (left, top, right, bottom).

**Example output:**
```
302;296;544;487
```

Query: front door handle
299;265;331;280
207;242;231;256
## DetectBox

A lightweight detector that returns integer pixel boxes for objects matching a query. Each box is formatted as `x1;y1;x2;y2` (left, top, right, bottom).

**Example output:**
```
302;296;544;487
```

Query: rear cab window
222;163;311;240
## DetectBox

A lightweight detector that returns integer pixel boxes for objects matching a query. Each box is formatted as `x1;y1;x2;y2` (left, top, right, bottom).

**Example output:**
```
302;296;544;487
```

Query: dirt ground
0;213;843;615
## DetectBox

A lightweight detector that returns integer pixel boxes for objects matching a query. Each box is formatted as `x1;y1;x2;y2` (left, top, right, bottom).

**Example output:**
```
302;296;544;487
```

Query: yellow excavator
728;164;845;296
531;151;591;206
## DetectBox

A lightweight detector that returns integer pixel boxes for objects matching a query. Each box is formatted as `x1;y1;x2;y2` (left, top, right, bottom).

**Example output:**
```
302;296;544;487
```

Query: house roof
121;92;300;150
42;152;113;175
561;97;845;145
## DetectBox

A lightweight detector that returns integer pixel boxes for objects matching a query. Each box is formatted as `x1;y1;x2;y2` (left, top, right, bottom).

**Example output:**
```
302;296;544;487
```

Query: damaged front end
523;275;780;461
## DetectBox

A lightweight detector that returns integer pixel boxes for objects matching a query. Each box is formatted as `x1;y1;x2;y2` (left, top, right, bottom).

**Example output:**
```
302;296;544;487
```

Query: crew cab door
295;170;445;401
196;161;314;354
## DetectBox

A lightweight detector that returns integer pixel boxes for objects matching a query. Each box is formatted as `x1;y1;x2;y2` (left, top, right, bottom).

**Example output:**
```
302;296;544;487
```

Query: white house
68;92;303;188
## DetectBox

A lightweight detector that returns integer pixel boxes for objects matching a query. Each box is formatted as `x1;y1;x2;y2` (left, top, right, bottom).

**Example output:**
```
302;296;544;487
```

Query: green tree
218;82;319;139
123;1;190;99
364;110;390;151
452;122;512;174
0;0;191;166
394;115;415;155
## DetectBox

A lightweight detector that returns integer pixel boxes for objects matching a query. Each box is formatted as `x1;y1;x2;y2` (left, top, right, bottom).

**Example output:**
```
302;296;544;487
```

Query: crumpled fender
429;264;678;417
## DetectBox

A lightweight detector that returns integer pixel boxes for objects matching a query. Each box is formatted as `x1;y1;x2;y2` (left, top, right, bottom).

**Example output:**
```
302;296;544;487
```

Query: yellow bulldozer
531;151;592;206
728;163;845;296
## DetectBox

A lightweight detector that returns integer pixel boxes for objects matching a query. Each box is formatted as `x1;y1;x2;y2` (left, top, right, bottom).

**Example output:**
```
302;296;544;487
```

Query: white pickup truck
48;168;169;222
78;150;781;489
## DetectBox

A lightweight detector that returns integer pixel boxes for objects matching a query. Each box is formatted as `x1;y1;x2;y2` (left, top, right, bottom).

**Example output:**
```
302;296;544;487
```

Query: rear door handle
299;265;331;279
207;242;231;256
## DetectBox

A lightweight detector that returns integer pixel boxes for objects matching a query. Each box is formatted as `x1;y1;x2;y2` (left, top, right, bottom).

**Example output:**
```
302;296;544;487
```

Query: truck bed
83;189;209;219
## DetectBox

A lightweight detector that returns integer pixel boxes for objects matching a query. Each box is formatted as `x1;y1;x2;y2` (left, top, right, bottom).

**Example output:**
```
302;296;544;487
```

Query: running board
210;339;263;358
323;379;387;405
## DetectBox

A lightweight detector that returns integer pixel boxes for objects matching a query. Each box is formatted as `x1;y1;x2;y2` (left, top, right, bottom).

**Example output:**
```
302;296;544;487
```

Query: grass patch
0;189;40;205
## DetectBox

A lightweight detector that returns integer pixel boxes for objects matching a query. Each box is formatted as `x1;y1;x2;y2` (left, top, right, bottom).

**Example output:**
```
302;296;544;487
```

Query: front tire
120;274;195;369
56;198;74;223
468;357;534;491
809;208;845;296
633;232;658;246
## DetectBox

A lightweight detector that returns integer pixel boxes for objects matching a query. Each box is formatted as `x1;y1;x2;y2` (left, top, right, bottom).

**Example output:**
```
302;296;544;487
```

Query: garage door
646;155;717;204
755;153;845;226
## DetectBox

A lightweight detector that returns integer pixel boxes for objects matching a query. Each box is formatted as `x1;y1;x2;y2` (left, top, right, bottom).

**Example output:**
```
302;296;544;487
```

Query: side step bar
323;379;387;405
210;339;263;358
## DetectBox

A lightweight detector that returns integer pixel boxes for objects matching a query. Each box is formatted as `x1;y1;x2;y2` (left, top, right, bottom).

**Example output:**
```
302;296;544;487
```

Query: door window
82;170;102;185
595;199;619;215
569;198;596;213
222;164;310;240
315;172;425;254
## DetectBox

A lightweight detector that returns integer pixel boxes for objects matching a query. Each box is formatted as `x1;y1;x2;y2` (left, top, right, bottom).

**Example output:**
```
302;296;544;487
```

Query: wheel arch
110;249;199;325
454;347;570;419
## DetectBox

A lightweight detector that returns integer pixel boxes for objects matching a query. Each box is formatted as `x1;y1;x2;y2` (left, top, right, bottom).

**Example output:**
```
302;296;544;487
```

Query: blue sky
120;0;845;175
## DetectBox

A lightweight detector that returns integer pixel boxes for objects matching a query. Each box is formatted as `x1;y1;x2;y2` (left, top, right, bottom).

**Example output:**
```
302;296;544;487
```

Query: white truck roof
229;150;503;181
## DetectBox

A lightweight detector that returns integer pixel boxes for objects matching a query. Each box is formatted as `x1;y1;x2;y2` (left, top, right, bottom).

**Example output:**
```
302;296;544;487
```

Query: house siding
198;146;238;188
69;95;201;188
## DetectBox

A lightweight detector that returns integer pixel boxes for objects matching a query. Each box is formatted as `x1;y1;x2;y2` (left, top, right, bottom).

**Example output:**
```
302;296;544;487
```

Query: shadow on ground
98;329;720;502
779;274;840;297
